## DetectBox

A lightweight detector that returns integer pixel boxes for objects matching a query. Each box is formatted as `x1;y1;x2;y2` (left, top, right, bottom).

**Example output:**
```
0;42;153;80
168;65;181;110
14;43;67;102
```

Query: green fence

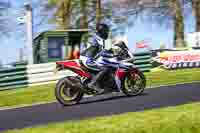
0;66;28;89
133;51;152;72
0;63;71;91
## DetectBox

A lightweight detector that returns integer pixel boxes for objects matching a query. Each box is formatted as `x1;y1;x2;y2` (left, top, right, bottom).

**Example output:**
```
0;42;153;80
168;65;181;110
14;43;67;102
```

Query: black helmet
96;23;110;40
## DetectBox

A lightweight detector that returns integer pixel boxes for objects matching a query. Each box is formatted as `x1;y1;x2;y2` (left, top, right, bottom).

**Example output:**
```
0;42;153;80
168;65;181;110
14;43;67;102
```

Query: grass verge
145;68;200;87
0;84;56;108
0;68;200;109
4;102;200;133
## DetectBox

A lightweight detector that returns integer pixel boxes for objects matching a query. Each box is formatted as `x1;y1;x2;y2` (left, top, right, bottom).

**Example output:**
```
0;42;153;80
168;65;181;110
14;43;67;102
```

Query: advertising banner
152;50;200;69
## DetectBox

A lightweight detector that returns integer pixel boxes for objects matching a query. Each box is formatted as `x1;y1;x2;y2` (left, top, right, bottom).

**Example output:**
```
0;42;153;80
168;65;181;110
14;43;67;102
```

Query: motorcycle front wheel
55;76;84;106
122;70;146;96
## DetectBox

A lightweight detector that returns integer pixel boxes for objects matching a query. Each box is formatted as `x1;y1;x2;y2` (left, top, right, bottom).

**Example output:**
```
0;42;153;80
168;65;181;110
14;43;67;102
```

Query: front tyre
122;70;146;96
55;76;84;106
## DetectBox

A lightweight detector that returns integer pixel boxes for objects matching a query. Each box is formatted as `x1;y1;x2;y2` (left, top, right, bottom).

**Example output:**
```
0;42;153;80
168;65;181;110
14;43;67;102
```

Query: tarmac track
0;82;200;132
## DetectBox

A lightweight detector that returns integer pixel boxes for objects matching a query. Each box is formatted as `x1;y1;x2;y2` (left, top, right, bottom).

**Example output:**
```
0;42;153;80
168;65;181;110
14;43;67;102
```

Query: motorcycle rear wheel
122;70;146;96
55;76;84;106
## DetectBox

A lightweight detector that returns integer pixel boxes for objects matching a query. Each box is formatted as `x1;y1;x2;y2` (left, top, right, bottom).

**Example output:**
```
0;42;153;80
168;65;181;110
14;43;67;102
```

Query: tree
172;0;185;47
0;60;2;68
192;0;200;32
112;0;186;48
96;0;102;24
0;1;10;35
46;0;90;29
44;0;112;30
80;0;88;28
47;0;72;29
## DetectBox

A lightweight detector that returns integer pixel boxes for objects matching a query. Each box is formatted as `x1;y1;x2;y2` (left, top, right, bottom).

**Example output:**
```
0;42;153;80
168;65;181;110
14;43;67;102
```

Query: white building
186;32;200;48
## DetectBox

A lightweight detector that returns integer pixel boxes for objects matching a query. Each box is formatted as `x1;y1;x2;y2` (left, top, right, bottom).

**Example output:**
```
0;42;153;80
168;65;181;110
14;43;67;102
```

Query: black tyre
122;70;146;96
55;76;84;106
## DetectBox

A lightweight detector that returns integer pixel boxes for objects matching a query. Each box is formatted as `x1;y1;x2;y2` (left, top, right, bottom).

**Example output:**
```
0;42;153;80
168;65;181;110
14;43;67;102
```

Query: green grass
0;68;200;109
4;102;200;133
145;68;200;87
0;84;56;108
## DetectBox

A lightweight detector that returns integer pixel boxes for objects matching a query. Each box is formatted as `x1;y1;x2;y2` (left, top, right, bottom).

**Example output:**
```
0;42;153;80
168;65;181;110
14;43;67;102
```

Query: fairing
56;60;91;78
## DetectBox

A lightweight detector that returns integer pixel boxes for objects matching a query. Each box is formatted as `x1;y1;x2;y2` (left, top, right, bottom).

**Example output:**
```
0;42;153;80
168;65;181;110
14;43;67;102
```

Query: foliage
112;0;185;47
0;1;11;35
43;0;128;35
191;0;200;31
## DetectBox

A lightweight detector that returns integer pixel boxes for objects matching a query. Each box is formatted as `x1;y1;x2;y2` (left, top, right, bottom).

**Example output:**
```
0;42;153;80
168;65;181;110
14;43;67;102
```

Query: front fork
115;68;140;92
114;69;127;92
114;76;123;92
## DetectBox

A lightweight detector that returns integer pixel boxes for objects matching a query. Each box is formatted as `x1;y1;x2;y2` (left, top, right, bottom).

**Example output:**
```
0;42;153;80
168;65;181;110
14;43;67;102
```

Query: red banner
136;40;149;48
157;51;200;64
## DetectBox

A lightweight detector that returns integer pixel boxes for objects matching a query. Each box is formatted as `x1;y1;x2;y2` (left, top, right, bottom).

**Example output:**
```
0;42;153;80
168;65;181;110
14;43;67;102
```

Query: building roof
34;29;89;41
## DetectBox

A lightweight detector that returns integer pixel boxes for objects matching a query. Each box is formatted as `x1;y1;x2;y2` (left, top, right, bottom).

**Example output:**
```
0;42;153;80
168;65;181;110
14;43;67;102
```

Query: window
48;37;65;58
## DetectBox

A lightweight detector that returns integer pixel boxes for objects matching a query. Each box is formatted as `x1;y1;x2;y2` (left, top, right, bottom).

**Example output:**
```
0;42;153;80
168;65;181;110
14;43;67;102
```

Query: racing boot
88;70;106;94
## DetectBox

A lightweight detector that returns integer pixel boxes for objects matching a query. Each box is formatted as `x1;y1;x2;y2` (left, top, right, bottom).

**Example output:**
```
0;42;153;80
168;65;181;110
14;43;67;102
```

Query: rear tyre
55;76;84;106
122;70;146;96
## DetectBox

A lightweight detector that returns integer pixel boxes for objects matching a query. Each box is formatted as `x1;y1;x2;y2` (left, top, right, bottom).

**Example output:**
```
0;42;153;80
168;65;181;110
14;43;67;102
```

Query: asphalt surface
0;83;200;132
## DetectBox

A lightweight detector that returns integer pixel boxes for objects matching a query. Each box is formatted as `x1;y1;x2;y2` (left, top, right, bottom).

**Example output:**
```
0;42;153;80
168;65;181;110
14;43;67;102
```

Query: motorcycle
55;46;146;106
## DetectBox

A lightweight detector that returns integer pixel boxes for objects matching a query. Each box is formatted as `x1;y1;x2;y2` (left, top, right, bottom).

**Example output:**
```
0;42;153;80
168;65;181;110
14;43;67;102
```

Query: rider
80;23;110;93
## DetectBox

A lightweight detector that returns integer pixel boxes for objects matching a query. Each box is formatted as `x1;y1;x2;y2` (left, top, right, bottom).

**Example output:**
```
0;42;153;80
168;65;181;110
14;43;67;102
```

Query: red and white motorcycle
55;44;146;106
